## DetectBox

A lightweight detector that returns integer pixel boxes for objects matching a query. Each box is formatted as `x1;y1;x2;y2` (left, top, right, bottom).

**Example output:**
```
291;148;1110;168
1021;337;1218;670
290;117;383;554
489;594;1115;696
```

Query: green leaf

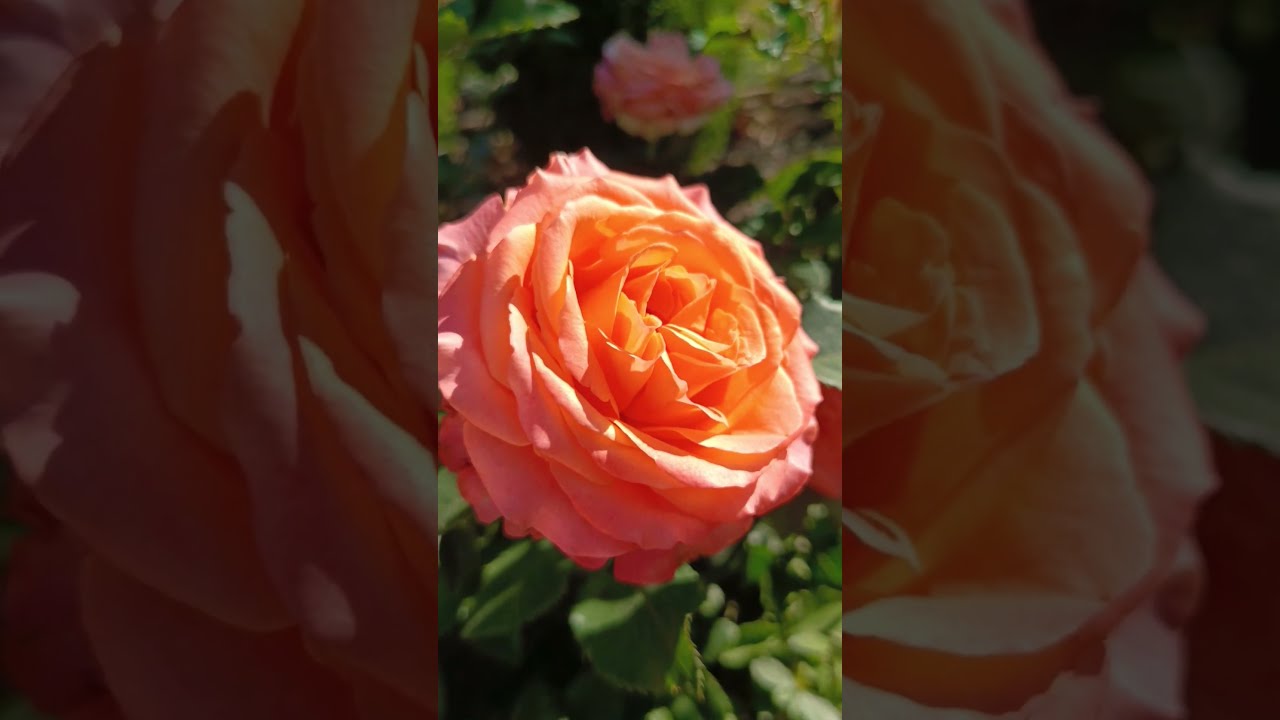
439;523;481;598
785;631;832;663
786;258;831;300
650;0;738;31
471;0;581;42
814;544;841;588
438;58;460;151
785;556;812;583
666;617;739;720
761;148;842;210
745;543;775;585
460;539;571;639
815;649;842;704
439;10;469;57
702;669;737;719
1150;157;1280;454
438;575;462;634
802;294;841;390
749;656;797;707
685;105;736;176
437;466;469;530
439;672;447;718
796;211;843;255
717;637;784;670
443;0;476;25
0;698;52;720
569;565;703;694
512;680;563;720
823;95;841;134
669;694;701;720
702;618;741;665
1187;335;1280;455
470;631;525;666
565;672;626;720
785;691;841;720
698;583;726;619
785;599;841;636
700;33;754;79
738;618;780;645
665;614;704;696
802;499;841;550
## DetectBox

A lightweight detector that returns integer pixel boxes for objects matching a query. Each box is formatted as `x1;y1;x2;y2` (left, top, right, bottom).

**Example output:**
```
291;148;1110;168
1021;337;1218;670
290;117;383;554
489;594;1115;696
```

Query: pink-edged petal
438;253;527;445
613;516;751;585
462;422;633;561
454;464;500;525
543;147;613;177
438;195;503;295
547;461;714;551
743;418;817;516
612;549;685;586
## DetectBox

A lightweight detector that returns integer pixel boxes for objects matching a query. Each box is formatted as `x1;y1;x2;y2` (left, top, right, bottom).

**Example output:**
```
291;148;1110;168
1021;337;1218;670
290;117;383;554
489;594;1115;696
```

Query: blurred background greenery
438;471;843;720
438;0;843;307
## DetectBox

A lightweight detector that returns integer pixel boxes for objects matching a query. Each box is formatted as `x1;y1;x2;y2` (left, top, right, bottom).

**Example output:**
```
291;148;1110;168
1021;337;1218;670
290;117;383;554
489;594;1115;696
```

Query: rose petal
82;560;360;720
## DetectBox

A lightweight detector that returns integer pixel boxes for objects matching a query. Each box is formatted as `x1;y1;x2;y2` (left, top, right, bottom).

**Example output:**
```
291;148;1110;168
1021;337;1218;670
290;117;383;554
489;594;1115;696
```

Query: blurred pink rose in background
592;31;732;142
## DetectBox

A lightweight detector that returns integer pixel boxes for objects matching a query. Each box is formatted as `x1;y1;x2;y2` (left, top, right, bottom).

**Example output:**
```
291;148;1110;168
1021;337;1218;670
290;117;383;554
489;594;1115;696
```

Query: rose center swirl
527;202;775;436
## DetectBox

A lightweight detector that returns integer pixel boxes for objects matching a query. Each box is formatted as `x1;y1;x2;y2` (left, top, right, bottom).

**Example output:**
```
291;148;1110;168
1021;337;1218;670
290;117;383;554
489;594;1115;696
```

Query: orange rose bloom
438;149;821;585
843;1;1215;716
592;32;732;142
0;2;438;718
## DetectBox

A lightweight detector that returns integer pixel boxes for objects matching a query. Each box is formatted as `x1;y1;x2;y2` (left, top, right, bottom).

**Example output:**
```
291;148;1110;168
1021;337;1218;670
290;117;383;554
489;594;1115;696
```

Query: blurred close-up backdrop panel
0;2;441;719
846;0;1280;718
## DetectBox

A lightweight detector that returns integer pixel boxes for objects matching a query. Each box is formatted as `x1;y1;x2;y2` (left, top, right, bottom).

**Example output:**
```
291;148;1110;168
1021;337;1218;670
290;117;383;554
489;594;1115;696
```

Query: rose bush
591;31;732;142
0;1;439;718
842;1;1215;716
438;148;821;586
